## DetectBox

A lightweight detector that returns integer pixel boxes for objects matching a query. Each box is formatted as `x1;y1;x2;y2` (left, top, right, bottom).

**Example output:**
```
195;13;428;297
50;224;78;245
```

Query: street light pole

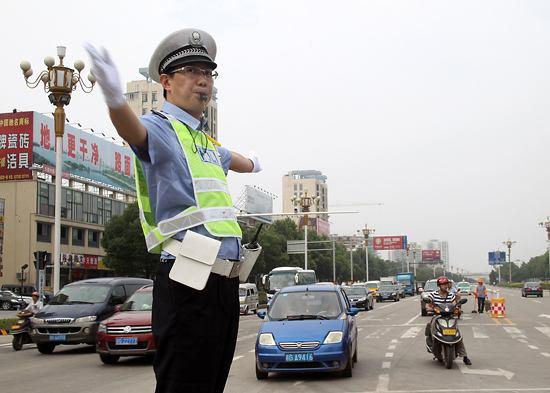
20;46;95;293
406;244;411;273
502;239;517;283
539;217;550;281
291;191;319;270
361;224;375;282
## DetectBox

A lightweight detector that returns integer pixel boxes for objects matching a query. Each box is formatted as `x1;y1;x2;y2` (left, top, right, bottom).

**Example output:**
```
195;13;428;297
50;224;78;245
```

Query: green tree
101;203;158;278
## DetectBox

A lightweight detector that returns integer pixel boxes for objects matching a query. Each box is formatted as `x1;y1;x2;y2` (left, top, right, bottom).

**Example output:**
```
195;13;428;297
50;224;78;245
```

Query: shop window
88;230;100;248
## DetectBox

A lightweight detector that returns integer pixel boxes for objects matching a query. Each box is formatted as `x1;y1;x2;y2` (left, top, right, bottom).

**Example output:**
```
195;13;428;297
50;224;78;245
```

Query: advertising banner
488;251;507;266
315;218;330;236
243;185;273;224
31;112;135;191
0;112;33;181
422;249;441;262
60;253;99;270
372;235;407;250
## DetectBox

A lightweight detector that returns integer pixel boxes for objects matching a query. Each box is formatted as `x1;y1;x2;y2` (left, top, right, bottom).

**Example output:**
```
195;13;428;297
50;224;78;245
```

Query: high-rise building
422;239;449;268
282;170;329;235
125;68;219;140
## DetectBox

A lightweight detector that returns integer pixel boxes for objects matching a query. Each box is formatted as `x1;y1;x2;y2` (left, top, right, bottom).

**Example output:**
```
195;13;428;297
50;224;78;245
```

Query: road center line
528;345;539;350
382;361;391;369
404;313;421;326
385;352;394;358
376;374;390;392
388;344;396;350
541;352;550;358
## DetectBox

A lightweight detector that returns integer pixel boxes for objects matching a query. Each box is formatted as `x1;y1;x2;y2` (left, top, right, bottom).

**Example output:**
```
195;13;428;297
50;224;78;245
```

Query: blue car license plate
49;334;66;341
116;337;138;345
285;352;313;362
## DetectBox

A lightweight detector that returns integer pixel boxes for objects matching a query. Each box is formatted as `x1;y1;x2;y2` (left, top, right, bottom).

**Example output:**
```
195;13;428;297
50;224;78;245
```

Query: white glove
247;151;262;173
83;42;125;109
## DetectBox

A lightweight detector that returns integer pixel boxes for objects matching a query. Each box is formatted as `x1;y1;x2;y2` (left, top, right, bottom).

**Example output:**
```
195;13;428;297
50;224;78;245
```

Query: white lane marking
388;344;396;350
236;333;257;342
503;326;526;339
535;327;550;339
385;352;394;358
292;381;303;387
541;352;550;358
518;339;528;344
528;345;539;350
382;361;391;369
533;300;542;304
358;328;363;332
404;313;421;326
472;327;489;339
376;374;390;391
457;364;514;380
365;327;393;339
539;314;550;320
390;339;398;344
361;318;386;321
377;304;397;310
232;356;244;361
248;349;255;353
401;326;422;339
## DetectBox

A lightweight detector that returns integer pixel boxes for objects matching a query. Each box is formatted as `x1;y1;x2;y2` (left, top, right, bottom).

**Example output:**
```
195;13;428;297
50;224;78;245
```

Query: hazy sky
2;0;550;273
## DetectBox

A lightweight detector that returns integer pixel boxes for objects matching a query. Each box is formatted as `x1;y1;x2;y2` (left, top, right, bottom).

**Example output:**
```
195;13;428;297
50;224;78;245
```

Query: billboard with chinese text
0;112;33;181
421;249;441;262
372;235;407;250
31;112;135;191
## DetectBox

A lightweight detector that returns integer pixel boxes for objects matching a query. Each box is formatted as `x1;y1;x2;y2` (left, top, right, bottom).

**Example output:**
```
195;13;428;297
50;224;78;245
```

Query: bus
262;267;317;300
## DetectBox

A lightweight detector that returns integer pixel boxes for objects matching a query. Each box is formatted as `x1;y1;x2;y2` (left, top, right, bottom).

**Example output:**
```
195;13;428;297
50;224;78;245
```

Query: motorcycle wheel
12;335;23;351
443;345;455;369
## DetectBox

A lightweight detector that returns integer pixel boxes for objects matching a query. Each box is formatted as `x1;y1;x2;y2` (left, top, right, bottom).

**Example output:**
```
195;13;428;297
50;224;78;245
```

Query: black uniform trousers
152;260;240;393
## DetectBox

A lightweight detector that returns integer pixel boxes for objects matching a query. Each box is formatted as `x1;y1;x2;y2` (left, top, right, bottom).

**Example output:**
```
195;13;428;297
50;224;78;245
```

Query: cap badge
190;31;203;47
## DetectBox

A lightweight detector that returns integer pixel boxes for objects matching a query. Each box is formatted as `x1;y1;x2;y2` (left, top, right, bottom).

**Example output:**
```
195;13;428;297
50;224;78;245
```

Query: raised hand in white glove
83;42;125;109
247;151;262;173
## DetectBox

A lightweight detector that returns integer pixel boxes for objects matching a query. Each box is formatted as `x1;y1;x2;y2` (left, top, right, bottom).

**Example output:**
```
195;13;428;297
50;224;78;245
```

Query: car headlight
75;316;97;323
323;331;343;344
98;323;107;333
258;333;276;346
30;317;44;324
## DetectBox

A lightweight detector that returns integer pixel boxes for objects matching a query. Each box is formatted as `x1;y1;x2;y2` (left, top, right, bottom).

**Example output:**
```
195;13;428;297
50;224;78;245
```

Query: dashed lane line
472;326;489;339
400;326;422;339
535;326;550;339
376;374;390;392
528;345;539;350
382;361;391;369
385;352;394;358
388;344;396;350
541;352;550;358
404;313;421;326
503;326;526;339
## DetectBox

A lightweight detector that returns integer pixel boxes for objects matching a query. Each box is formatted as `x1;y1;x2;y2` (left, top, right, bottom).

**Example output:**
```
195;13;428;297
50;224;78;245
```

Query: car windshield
379;284;397;290
239;288;247;296
121;291;152;311
50;284;110;304
458;283;469;289
269;291;342;320
343;287;366;297
424;281;438;291
366;281;379;288
525;282;540;288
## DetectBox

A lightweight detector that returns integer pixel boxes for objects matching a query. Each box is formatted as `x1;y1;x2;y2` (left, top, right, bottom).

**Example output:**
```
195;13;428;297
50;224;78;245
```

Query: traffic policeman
85;28;261;393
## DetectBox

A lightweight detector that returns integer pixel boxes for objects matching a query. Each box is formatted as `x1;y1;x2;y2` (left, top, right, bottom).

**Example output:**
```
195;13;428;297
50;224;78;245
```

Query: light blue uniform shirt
131;101;241;261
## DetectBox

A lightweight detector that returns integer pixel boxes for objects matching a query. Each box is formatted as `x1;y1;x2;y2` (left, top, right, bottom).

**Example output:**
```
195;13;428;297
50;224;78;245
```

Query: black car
0;290;27;310
30;277;152;354
377;284;400;302
522;282;543;297
343;286;374;310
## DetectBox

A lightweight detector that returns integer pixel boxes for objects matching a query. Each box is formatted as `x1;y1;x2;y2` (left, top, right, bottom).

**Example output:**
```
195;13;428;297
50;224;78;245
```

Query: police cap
149;28;217;83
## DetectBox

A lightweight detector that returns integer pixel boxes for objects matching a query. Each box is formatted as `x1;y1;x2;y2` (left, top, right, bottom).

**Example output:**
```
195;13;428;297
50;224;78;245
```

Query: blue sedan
255;284;359;379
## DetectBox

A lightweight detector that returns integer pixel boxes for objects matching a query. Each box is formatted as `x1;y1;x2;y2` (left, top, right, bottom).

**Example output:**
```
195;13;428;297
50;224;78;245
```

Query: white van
239;283;259;315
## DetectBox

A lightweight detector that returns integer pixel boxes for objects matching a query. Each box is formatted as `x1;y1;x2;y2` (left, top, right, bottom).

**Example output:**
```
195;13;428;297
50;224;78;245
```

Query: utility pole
502;239;517;283
291;191;319;270
539;217;550;281
350;239;354;282
360;224;375;282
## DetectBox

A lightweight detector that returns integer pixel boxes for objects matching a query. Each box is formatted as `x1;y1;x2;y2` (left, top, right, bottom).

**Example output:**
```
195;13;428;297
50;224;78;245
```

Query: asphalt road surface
1;287;550;393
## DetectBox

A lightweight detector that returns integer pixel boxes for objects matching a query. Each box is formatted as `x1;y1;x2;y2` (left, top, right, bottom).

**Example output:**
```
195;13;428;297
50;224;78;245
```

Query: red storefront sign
422;250;441;262
372;236;407;250
0;112;33;181
61;253;99;269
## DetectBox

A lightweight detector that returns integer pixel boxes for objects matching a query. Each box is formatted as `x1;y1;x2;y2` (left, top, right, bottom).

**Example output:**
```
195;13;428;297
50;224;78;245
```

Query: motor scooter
11;310;33;351
424;297;468;369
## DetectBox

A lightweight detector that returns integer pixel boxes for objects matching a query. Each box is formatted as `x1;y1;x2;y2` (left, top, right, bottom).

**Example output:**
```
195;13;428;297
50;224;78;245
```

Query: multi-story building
422;239;450;267
0;111;135;288
125;68;219;140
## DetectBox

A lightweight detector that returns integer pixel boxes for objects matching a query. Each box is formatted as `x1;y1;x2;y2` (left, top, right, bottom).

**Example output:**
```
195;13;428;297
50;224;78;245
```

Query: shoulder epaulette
151;110;168;119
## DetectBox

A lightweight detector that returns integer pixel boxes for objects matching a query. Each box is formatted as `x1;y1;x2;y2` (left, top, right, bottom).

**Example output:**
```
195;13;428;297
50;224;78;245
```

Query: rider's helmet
436;276;450;287
31;291;39;297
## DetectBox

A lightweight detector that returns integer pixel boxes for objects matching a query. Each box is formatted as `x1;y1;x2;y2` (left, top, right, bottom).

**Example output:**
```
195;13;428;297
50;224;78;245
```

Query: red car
96;285;155;364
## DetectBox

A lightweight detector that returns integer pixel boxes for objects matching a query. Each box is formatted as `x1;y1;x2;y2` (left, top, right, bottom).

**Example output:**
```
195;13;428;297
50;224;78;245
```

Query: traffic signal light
33;251;49;270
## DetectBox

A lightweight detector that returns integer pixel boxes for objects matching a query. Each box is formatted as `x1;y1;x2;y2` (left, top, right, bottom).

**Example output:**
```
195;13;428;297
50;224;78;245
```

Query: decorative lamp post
406;244;411;273
360;224;375;281
290;191;319;270
20;46;95;293
502;239;517;283
539;217;550;280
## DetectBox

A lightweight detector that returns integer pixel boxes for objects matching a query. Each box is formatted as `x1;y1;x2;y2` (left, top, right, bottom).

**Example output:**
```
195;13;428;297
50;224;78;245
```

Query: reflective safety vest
134;113;242;253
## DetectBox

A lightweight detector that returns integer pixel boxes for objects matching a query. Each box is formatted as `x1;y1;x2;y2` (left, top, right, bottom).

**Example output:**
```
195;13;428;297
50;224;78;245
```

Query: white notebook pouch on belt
168;231;221;291
239;244;262;283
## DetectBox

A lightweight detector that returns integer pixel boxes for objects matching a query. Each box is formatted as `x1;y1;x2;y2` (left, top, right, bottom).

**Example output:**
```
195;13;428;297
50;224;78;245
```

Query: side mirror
261;275;266;286
346;307;360;316
459;298;467;305
257;310;266;319
294;273;300;285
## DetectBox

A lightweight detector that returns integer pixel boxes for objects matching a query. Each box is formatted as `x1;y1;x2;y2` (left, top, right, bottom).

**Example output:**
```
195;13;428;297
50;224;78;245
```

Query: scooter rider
425;276;472;365
18;291;43;316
